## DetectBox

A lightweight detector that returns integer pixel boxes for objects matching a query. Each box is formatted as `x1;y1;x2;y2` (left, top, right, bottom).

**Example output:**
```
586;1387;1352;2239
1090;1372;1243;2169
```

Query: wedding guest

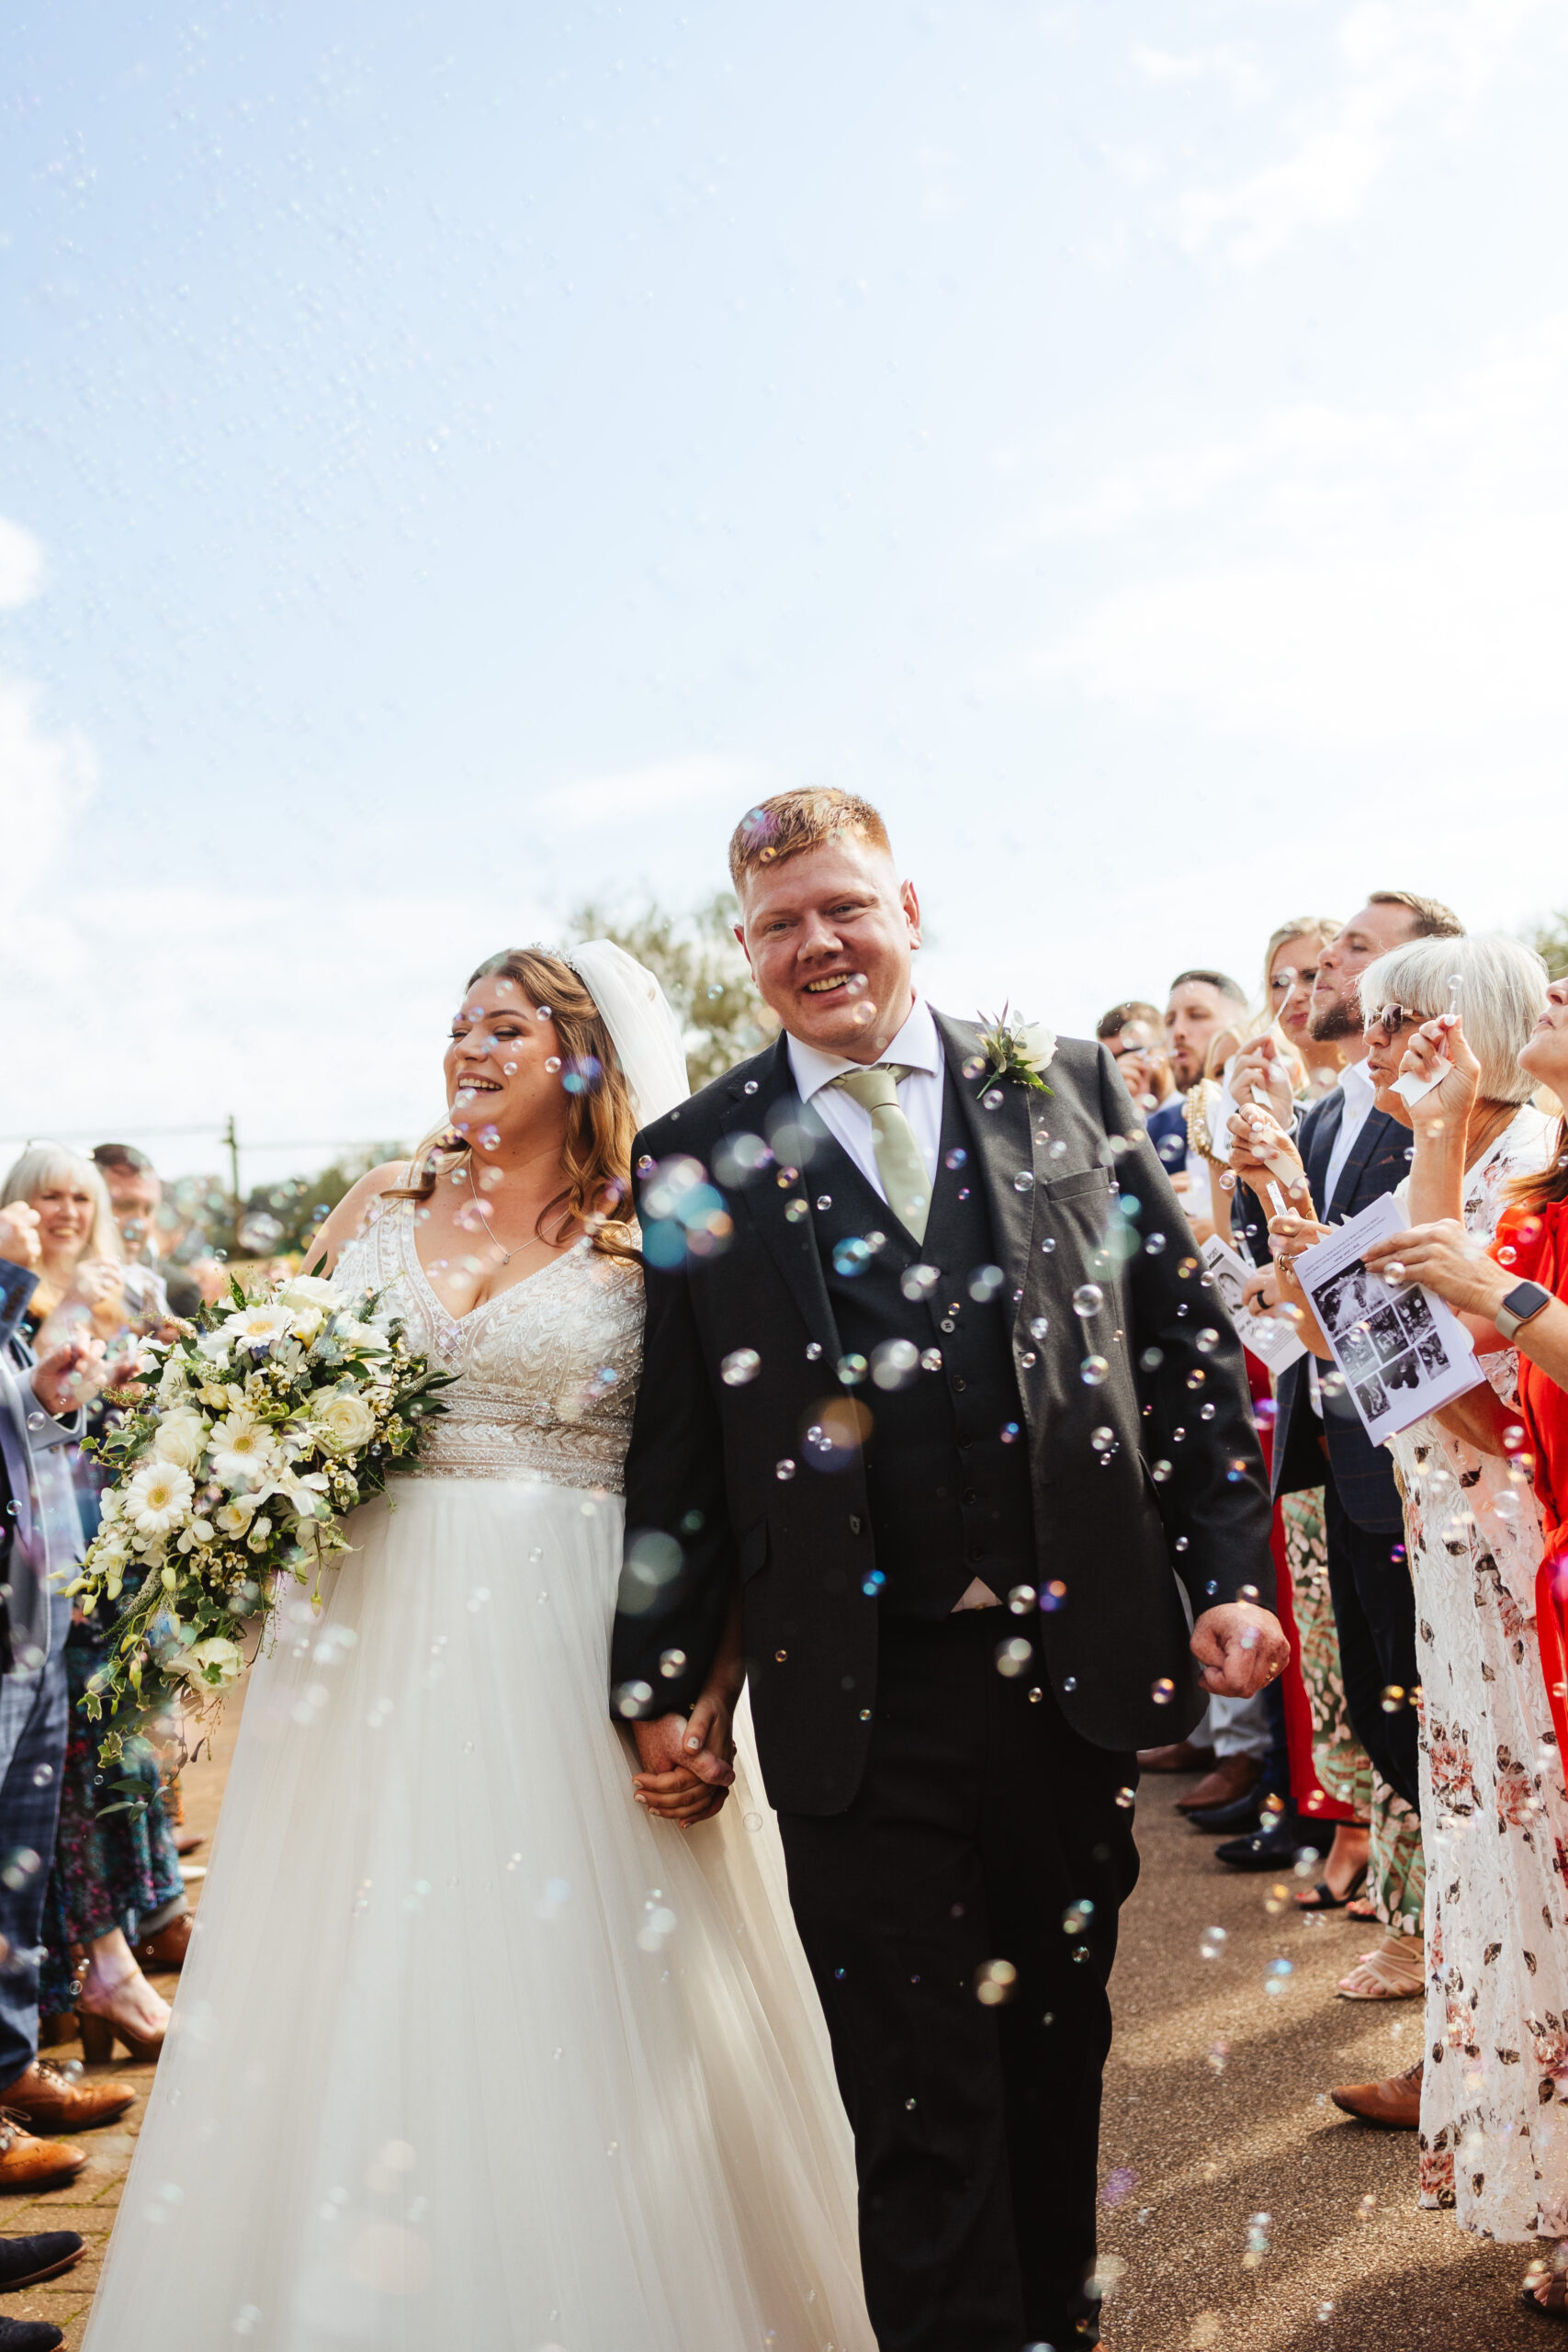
1229;892;1463;2004
1263;916;1344;1100
1360;976;1568;2316
1096;1001;1185;1175
0;1211;139;2177
90;1147;162;1270
1314;942;1561;2187
0;1149;188;2062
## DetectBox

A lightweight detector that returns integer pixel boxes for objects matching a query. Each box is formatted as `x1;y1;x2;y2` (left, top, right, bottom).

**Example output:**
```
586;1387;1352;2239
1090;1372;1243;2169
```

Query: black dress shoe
0;2317;63;2351
1214;1816;1335;1870
0;2233;84;2292
1183;1784;1265;1834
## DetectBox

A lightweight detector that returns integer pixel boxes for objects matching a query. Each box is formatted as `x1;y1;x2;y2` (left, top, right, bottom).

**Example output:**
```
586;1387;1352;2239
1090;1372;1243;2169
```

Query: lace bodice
333;1193;644;1491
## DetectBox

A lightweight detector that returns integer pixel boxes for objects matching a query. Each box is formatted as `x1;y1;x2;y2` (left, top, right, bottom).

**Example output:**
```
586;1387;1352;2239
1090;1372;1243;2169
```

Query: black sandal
1293;1862;1369;1911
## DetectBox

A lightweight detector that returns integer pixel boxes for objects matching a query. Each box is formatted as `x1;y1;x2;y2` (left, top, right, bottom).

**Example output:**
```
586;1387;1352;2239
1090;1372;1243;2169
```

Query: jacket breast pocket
739;1519;769;1582
1042;1168;1112;1204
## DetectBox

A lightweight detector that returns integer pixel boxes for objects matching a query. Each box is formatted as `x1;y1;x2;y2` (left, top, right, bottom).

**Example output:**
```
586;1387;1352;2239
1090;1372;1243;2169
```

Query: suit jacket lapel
1331;1104;1406;1218
934;1011;1039;1341
719;1036;840;1354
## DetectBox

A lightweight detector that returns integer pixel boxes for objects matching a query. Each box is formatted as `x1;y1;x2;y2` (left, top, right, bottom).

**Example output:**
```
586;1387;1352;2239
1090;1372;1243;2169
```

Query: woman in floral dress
1354;936;1562;2243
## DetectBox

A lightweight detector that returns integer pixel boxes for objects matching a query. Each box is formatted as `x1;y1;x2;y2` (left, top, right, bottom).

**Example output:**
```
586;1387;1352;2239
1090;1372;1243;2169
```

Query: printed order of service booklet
1293;1193;1484;1445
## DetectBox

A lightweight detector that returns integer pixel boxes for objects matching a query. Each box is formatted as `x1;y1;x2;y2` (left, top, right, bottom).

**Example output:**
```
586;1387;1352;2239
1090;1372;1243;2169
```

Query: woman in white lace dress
82;944;873;2352
1356;934;1566;2244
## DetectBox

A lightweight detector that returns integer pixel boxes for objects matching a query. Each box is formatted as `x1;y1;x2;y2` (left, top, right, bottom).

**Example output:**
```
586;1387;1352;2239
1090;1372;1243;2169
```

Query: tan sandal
1337;1930;1423;2000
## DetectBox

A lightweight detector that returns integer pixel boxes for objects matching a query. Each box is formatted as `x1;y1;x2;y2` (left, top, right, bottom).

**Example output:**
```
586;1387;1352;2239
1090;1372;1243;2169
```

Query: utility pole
223;1114;242;1247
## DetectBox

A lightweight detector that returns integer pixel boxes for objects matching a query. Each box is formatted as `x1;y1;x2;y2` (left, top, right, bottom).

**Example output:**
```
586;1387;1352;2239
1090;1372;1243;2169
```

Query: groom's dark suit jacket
612;1013;1275;1815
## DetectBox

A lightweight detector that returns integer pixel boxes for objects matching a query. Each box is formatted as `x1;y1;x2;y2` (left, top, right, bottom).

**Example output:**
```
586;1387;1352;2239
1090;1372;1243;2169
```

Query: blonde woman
0;1148;186;2072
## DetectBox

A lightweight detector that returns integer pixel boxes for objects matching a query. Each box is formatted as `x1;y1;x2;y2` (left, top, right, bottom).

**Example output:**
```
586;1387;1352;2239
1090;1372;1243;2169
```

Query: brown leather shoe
1175;1754;1262;1814
1135;1740;1216;1773
0;2058;135;2133
134;1913;193;1971
0;2117;87;2192
1330;2057;1423;2127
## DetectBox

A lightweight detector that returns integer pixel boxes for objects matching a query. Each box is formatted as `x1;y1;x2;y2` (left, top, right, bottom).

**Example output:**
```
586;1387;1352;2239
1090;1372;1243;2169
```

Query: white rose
310;1392;378;1455
157;1354;191;1405
175;1635;245;1689
333;1318;386;1354
214;1496;258;1538
152;1408;208;1473
279;1275;339;1309
1019;1023;1057;1078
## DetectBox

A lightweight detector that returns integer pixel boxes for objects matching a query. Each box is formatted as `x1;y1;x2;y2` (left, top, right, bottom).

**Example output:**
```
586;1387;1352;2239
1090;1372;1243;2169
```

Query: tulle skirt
82;1476;872;2352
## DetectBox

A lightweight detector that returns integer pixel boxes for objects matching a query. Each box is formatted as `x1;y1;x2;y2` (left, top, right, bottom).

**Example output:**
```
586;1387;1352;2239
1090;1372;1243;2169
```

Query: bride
83;942;872;2352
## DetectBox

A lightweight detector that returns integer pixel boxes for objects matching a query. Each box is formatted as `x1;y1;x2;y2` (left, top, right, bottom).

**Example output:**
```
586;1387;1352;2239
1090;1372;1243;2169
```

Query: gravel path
1098;1772;1550;2351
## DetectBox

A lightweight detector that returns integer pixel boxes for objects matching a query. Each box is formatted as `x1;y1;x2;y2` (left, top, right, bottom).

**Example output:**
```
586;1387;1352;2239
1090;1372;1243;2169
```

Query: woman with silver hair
1334;934;1563;2252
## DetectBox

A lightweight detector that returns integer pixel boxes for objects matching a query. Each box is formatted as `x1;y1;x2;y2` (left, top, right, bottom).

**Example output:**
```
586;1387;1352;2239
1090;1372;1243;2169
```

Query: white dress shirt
1322;1055;1377;1213
785;995;945;1206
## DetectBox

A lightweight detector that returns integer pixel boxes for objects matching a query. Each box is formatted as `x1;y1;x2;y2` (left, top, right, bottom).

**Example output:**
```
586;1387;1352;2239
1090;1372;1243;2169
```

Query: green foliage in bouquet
67;1272;455;1760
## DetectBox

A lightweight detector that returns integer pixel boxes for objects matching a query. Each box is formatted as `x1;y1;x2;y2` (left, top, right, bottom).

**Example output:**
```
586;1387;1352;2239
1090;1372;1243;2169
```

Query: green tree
569;890;779;1088
1529;909;1568;982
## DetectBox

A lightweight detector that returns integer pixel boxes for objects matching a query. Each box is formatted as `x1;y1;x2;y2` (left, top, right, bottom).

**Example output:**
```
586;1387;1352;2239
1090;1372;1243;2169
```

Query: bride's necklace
466;1160;552;1269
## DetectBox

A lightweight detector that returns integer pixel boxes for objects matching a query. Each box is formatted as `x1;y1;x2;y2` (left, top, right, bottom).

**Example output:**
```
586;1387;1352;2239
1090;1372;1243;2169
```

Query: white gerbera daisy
124;1461;195;1537
209;1409;280;1488
220;1303;297;1351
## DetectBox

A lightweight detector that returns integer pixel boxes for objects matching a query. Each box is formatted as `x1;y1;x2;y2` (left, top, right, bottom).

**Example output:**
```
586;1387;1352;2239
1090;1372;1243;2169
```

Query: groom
613;788;1283;2352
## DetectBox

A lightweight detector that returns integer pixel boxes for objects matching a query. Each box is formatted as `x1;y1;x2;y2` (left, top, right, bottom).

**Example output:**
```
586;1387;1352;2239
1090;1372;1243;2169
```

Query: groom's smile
736;834;922;1064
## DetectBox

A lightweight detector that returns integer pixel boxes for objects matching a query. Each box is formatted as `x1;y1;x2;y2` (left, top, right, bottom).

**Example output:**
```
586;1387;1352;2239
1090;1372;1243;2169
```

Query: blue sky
4;0;1566;1188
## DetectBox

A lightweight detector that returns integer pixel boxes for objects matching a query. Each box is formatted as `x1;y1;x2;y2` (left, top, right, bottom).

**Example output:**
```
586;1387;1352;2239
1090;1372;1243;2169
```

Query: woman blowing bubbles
1252;948;1568;2320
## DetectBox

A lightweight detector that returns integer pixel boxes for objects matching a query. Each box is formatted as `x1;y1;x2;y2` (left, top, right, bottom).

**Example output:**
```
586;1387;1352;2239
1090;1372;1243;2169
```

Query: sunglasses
1365;1002;1427;1039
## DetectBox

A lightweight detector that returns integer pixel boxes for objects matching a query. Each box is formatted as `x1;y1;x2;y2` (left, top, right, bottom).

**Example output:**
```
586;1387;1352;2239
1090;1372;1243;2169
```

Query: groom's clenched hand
1190;1602;1290;1698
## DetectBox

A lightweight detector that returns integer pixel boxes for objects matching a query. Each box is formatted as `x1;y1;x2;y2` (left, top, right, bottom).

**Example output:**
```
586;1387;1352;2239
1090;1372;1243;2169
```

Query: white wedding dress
84;1193;872;2352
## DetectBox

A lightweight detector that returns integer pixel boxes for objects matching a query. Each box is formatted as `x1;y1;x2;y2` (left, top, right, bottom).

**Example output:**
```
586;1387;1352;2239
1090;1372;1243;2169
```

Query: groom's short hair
728;788;892;888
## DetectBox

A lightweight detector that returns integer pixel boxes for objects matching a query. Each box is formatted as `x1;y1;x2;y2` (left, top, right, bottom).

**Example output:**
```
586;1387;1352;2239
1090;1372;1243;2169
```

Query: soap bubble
1151;1676;1175;1705
1080;1356;1110;1385
1073;1283;1104;1318
721;1349;761;1386
975;1957;1016;2006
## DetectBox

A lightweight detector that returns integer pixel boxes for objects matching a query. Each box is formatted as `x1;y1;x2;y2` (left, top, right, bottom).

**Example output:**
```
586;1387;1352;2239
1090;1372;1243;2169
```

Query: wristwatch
1495;1279;1553;1342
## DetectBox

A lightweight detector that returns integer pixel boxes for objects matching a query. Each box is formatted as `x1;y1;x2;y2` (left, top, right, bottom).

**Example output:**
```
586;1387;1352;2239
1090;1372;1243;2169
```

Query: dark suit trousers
1323;1482;1421;1809
775;1611;1140;2352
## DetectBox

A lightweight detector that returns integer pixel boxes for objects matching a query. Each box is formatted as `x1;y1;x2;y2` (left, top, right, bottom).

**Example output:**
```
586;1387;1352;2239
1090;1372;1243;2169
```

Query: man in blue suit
1231;891;1464;2120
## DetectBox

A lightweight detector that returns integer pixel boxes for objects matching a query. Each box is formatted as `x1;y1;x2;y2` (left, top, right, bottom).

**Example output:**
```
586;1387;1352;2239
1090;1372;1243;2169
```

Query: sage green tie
829;1064;932;1246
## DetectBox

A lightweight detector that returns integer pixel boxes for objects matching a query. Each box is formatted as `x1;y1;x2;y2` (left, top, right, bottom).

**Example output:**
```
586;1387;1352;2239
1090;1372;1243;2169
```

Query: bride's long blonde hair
385;949;641;1262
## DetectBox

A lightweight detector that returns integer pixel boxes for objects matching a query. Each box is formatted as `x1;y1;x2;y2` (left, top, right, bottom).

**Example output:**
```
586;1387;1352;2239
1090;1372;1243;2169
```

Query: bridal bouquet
67;1272;454;1759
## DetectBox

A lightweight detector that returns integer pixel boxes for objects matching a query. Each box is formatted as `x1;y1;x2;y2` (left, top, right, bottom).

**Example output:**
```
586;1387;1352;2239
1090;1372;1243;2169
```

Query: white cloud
0;679;98;892
1133;42;1270;106
1170;0;1550;266
0;518;43;609
536;752;761;828
1036;313;1568;753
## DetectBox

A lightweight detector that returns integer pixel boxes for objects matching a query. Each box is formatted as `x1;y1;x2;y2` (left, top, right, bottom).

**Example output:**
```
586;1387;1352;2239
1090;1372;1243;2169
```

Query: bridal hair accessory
529;938;691;1129
975;1009;1055;1096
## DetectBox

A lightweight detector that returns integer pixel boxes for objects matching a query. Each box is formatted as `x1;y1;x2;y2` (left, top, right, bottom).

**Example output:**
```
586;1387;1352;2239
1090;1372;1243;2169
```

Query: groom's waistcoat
810;1075;1035;1618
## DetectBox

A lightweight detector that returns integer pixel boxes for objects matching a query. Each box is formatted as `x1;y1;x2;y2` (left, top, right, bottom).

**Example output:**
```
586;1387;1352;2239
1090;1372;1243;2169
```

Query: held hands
1363;1219;1509;1322
631;1696;738;1830
1190;1601;1291;1699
